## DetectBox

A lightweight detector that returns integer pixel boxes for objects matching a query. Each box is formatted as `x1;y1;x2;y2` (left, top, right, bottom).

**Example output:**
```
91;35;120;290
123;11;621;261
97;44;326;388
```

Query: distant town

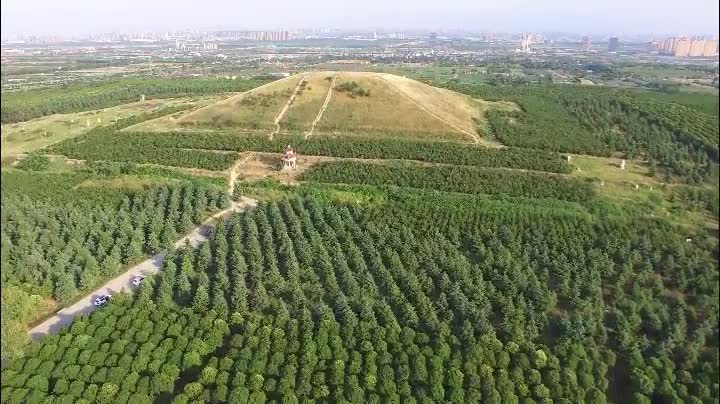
2;28;718;58
2;27;717;93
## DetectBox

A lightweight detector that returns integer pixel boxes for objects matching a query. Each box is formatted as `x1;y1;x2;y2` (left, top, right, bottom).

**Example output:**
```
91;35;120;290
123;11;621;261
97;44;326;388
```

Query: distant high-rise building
581;36;591;53
608;37;620;51
657;37;719;57
520;33;532;53
213;30;292;41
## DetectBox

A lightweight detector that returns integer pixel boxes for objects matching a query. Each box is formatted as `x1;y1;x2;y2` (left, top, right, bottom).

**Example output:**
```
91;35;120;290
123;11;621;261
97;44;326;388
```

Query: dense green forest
442;82;719;183
1;77;270;123
0;169;229;360
2;73;717;404
2;196;716;403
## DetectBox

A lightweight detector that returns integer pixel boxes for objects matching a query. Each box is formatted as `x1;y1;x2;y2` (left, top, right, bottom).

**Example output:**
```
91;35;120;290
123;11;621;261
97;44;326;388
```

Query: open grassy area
0;96;222;156
173;75;304;131
128;72;504;143
616;65;711;79
280;73;333;133
314;72;478;142
569;154;715;227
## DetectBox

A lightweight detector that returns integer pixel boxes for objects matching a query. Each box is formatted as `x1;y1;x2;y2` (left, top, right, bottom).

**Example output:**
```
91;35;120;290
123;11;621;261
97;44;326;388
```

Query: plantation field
2;68;717;404
0;96;222;157
0;166;230;358
2;196;717;403
0;77;270;124
48;131;571;173
442;82;719;184
300;160;594;202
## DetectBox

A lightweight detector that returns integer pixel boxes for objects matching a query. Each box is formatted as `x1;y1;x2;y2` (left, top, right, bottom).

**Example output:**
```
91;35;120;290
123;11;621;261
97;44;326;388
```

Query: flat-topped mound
129;72;507;144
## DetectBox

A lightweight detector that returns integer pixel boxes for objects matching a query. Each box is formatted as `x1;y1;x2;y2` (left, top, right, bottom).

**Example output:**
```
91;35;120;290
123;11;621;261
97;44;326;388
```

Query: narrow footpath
306;73;338;139
270;74;308;140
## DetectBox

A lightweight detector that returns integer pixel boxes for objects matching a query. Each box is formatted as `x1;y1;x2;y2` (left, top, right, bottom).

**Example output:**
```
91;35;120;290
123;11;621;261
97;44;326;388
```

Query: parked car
131;275;146;286
93;294;111;306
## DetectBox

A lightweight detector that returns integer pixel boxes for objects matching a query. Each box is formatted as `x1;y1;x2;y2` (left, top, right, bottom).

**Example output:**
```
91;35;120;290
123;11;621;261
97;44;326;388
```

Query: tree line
50;130;572;174
300;160;594;203
1;77;270;124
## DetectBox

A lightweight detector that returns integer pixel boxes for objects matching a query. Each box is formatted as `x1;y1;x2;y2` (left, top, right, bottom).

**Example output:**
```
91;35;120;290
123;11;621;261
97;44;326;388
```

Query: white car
93;294;111;306
131;275;146;286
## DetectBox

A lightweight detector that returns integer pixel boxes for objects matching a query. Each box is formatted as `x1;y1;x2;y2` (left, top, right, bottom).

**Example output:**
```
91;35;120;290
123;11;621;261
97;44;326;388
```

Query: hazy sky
2;0;718;36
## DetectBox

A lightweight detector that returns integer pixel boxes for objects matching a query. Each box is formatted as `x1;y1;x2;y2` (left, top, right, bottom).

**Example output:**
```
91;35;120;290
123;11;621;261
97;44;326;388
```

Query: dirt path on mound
377;75;481;144
306;73;338;139
270;74;308;140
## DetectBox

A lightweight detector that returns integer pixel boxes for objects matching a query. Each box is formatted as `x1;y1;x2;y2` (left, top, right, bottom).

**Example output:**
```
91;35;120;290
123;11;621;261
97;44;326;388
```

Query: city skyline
2;0;718;37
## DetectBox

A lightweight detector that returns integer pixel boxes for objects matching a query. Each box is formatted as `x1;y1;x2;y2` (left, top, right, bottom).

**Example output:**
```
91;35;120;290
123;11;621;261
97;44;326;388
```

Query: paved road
28;196;258;341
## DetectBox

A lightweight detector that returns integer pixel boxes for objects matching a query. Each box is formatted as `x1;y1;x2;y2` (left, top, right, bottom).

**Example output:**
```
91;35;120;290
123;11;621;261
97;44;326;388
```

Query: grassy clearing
379;73;483;135
125;72;506;144
315;72;472;142
171;75;305;131
0;96;221;156
280;74;333;132
569;154;714;228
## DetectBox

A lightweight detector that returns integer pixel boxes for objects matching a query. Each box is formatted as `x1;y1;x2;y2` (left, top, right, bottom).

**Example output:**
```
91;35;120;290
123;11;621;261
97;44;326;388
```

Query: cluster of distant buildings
175;40;217;51
214;31;292;41
518;34;599;53
654;37;719;57
517;34;718;57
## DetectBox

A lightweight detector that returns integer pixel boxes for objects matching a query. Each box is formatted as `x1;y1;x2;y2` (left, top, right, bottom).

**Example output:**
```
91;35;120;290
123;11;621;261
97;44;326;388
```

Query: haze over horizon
2;0;719;37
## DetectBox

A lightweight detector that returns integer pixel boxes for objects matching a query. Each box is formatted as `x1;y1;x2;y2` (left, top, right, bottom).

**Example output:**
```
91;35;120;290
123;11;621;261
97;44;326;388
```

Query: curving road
28;196;258;341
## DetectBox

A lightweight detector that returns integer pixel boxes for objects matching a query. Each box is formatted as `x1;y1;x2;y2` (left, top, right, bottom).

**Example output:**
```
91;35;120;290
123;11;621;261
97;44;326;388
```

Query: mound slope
130;72;503;143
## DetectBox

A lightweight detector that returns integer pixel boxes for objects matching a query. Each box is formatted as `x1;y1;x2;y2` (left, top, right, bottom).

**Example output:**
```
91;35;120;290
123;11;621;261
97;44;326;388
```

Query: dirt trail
227;152;256;196
270;74;308;140
377;75;481;144
306;73;338;139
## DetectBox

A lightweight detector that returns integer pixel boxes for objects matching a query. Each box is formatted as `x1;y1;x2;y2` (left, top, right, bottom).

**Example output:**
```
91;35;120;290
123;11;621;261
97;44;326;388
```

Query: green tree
54;273;78;304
